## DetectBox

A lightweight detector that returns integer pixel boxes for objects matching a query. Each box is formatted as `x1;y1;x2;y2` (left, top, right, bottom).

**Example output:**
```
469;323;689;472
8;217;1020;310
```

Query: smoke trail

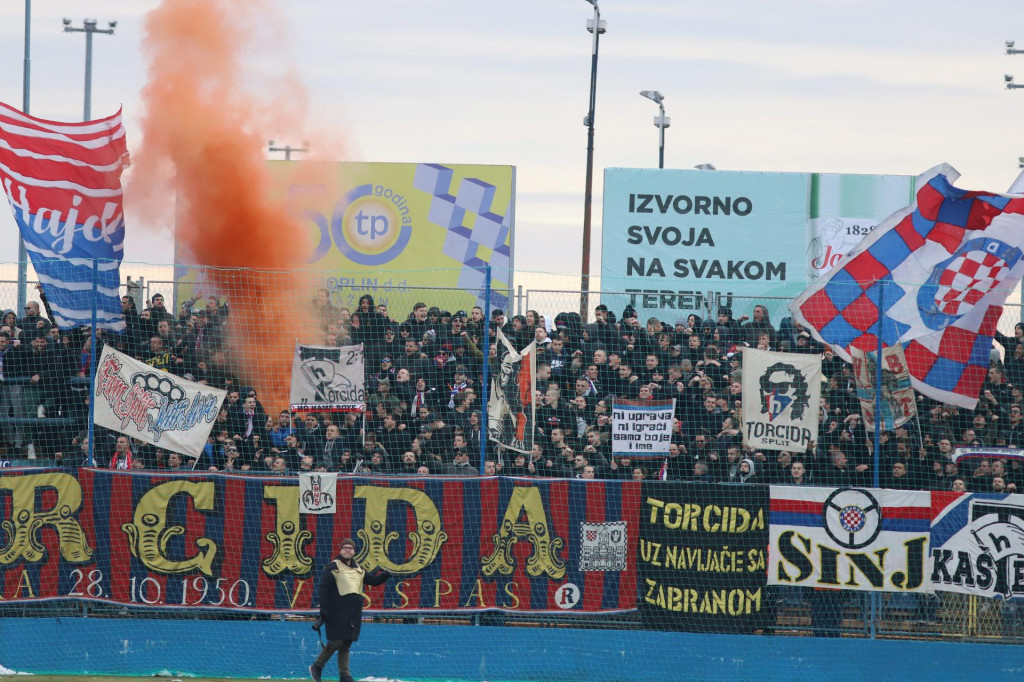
130;0;319;412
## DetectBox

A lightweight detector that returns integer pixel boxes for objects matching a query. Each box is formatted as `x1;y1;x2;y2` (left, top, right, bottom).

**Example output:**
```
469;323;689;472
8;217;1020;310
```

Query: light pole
1005;74;1024;90
17;0;32;314
639;90;669;169
63;18;116;121
580;0;605;318
268;140;310;161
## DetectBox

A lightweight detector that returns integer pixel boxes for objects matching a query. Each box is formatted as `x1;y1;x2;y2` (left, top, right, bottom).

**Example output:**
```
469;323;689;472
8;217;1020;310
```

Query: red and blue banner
0;469;640;613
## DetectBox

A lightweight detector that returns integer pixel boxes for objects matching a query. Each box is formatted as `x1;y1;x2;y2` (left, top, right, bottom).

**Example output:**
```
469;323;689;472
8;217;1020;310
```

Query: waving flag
0;102;129;331
791;164;1024;408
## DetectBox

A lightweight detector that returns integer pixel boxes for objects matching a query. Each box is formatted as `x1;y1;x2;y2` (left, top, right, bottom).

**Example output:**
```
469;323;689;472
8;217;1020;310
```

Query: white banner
930;492;1024;598
611;399;675;457
290;344;365;412
769;486;932;593
741;348;821;453
93;345;226;458
299;473;338;515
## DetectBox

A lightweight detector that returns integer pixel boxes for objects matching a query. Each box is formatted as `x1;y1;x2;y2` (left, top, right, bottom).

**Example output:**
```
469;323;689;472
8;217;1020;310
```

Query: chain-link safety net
2;266;1024;681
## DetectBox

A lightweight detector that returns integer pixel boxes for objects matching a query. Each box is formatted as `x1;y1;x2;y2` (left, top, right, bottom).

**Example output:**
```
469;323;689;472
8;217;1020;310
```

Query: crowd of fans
2;285;1023;493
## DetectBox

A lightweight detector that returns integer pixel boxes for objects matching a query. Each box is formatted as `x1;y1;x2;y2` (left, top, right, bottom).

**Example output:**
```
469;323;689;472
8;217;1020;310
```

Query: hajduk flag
0;102;129;331
488;328;537;455
741;348;820;452
93;345;226;457
289;344;366;412
791;164;1024;409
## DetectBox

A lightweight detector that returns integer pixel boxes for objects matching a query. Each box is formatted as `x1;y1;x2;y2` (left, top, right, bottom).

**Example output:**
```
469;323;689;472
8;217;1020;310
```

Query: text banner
0;470;640;614
930;491;1024;598
612;400;675;457
769;485;931;593
93;346;226;458
638;482;771;633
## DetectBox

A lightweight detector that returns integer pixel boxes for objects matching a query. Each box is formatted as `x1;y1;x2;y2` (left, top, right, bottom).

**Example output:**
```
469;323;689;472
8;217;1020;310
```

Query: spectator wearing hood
736;458;758;484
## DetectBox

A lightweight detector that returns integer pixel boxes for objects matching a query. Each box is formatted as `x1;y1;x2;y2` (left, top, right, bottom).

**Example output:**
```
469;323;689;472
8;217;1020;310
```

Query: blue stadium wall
1;618;1022;681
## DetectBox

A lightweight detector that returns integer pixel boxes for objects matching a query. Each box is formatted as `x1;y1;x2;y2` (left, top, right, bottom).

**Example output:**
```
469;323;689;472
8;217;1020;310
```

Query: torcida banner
0;470;640;614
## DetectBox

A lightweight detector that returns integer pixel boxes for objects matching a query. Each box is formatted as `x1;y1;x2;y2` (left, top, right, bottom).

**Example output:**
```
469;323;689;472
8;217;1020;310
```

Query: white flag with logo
299;473;338;515
741;348;821;452
93;345;226;457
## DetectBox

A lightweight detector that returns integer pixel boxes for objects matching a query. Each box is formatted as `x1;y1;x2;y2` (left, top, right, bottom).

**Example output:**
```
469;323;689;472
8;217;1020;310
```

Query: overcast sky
0;0;1022;291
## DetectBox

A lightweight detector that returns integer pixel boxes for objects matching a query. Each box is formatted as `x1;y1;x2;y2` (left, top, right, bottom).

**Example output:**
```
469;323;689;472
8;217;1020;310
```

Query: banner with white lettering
289;344;365;412
741;348;820;452
299;472;338;515
769;486;932;593
929;492;1024;598
93;346;226;457
612;399;674;458
639;483;771;633
850;345;917;431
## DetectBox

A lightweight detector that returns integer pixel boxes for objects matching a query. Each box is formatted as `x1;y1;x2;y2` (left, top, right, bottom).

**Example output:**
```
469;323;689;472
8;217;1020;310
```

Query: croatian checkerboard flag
0;101;129;331
792;164;1024;409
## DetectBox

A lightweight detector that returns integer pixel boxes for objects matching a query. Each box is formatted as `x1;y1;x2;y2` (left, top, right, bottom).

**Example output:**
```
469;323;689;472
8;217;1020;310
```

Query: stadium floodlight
639;90;668;169
267;140;309;161
63;17;116;121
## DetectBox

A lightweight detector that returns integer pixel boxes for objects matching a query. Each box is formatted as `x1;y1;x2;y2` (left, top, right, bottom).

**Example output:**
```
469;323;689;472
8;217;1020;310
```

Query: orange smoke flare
129;0;322;412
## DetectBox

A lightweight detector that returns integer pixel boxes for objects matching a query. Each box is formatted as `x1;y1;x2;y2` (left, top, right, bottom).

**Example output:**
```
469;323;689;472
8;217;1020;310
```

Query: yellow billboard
176;161;515;315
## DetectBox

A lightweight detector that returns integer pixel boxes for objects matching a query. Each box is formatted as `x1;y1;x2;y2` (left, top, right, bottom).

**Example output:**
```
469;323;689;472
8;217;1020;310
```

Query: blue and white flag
0;101;129;331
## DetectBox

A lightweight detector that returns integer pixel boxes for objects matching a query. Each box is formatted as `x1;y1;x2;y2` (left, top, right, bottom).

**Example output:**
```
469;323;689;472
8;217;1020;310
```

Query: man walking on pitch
310;538;390;682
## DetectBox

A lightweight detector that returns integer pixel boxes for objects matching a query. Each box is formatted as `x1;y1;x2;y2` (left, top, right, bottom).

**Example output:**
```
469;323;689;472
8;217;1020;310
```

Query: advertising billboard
176;161;515;314
601;168;915;321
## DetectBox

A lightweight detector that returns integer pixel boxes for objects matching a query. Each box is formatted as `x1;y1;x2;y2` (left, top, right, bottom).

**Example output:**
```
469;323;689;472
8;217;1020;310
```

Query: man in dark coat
310;538;390;682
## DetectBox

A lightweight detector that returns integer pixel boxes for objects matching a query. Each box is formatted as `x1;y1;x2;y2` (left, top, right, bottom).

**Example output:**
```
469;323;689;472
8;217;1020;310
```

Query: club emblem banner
930;492;1024;598
850;345;917;431
488;329;537;455
290;344;365;412
93;346;226;457
769;486;932;593
638;483;771;633
0;470;640;613
611;400;675;457
741;348;820;452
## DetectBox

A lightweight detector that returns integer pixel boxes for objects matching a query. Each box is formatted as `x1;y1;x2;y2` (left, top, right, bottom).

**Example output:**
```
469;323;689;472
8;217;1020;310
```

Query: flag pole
869;279;885;640
479;266;492;472
87;258;99;467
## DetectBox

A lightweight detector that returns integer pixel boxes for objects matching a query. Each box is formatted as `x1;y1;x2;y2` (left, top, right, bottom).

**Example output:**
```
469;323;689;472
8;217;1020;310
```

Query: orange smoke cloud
130;0;323;411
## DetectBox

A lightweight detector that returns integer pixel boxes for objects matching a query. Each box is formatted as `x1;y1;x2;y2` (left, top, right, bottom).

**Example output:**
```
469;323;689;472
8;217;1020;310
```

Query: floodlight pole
64;18;116;122
17;0;31;315
580;0;605;320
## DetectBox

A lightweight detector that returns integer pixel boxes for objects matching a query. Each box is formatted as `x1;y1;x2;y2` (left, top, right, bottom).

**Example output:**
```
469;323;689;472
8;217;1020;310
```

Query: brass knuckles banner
638;482;772;633
0;470;640;613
